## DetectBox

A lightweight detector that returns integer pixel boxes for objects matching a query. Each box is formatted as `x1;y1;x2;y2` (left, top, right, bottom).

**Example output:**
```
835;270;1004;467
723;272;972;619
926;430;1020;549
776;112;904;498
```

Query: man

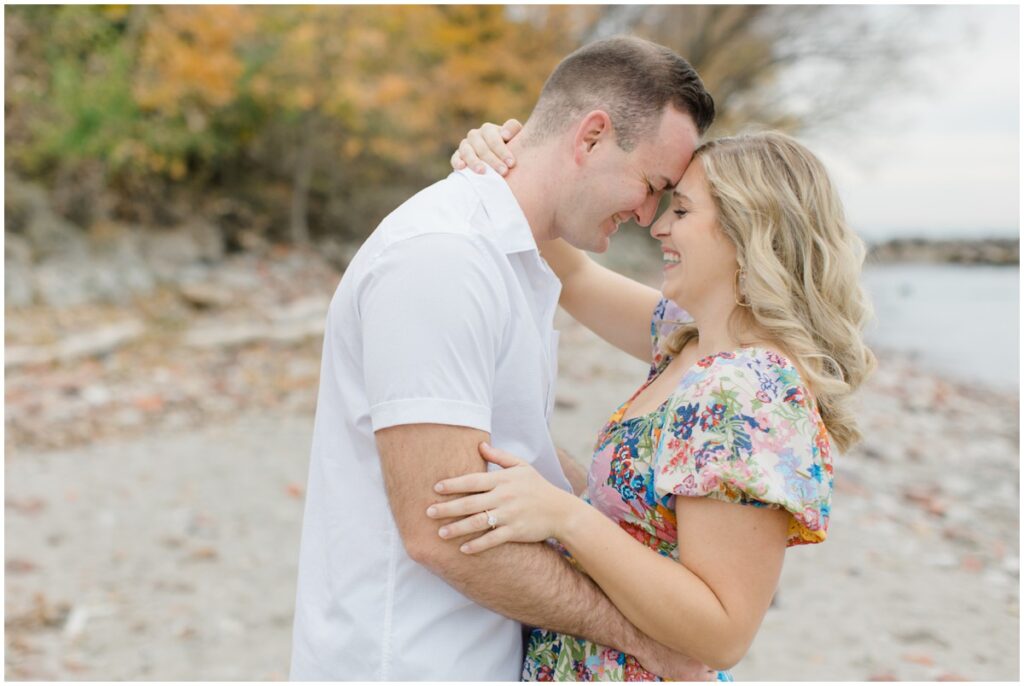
290;36;715;680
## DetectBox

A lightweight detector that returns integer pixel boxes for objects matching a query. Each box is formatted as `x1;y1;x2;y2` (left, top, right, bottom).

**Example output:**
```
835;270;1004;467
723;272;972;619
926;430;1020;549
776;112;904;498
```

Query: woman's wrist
552;487;592;543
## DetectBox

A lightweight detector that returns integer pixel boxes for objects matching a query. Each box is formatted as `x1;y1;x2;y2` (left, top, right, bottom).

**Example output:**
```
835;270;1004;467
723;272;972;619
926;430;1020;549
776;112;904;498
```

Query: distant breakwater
867;237;1018;266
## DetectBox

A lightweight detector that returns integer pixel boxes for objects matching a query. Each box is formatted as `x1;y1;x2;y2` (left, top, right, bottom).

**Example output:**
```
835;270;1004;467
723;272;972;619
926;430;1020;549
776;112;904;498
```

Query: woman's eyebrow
672;190;693;203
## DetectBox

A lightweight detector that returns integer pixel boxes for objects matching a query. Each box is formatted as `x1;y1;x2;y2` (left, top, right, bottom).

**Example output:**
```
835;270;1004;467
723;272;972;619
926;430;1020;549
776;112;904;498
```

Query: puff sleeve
652;350;834;546
648;297;694;379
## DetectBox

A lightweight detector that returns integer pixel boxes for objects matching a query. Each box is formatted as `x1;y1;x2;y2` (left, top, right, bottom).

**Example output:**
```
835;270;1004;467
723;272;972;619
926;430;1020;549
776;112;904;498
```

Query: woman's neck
685;294;773;359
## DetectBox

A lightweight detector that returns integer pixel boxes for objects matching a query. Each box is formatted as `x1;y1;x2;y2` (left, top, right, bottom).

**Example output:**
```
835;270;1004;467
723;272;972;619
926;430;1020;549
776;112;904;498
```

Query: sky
804;5;1020;241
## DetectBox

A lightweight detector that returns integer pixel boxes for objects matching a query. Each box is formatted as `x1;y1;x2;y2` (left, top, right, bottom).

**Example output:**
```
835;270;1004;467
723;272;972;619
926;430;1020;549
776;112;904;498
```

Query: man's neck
501;138;561;245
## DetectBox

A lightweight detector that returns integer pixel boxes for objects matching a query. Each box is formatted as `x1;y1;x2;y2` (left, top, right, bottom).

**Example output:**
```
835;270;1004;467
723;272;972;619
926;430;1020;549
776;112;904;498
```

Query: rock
142;226;213;283
6;557;38;574
88;231;157;304
183;317;324;349
179;281;235;309
6;232;33;263
316;236;358;271
901;652;934;666
6;175;88;259
960;554;984;573
62;606;90;640
185;218;225;263
5;257;35;307
32;254;95;308
5;497;47;515
268;295;330;324
6;320;147;369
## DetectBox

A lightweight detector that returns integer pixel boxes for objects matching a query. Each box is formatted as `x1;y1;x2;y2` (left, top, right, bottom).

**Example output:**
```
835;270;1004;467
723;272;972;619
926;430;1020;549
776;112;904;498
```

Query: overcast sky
804;5;1019;241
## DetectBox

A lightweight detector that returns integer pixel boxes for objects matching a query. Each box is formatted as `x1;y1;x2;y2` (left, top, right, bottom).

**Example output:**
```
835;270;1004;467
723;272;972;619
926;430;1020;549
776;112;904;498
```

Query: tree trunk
290;114;315;245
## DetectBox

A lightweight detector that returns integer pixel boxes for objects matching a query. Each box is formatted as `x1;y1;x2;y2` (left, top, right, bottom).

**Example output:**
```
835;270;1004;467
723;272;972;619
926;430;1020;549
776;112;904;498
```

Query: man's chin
562;233;610;254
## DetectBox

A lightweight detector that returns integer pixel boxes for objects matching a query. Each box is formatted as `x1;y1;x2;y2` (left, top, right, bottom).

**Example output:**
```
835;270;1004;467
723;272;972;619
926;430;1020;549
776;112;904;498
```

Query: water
861;263;1019;389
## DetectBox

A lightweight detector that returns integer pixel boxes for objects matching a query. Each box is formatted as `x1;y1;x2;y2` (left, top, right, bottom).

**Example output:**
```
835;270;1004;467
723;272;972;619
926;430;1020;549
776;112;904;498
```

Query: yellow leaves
134;6;255;114
102;5;130;21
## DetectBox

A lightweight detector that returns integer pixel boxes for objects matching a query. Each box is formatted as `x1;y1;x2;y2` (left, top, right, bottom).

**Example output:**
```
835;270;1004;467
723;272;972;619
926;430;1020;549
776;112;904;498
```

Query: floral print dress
522;298;833;681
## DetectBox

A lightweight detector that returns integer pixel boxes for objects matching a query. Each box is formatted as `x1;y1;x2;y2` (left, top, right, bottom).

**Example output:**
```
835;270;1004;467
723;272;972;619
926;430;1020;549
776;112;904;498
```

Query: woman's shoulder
649;297;695;375
656;345;834;547
676;346;807;401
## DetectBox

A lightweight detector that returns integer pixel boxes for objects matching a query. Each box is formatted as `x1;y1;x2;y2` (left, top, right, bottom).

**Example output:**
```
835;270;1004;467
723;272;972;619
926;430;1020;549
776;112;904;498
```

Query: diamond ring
485;510;498;529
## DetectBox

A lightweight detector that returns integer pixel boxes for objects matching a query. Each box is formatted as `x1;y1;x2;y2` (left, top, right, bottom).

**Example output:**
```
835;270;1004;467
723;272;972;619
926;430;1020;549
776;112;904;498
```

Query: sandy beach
4;251;1019;681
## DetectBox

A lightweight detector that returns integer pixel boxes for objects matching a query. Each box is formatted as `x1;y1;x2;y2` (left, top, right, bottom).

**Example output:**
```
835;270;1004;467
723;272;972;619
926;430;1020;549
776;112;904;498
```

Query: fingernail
460;544;470;553
497;165;507;175
505;157;515;167
475;165;485;174
438;527;449;538
501;129;512;138
434;483;444;492
426;506;437;517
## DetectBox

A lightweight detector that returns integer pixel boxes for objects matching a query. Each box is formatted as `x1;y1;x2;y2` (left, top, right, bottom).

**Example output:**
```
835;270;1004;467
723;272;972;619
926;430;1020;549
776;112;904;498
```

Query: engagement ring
485;511;498;529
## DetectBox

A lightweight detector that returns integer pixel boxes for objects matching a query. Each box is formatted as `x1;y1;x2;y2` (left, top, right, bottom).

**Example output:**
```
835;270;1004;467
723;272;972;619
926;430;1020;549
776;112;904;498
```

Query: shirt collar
455;166;538;255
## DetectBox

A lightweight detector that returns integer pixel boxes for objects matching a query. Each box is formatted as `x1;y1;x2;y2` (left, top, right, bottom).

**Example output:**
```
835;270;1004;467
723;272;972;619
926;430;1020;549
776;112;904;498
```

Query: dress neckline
613;345;794;425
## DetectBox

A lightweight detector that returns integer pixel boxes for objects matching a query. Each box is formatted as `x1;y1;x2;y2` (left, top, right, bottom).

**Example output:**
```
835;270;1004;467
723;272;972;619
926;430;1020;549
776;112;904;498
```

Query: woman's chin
659;283;684;306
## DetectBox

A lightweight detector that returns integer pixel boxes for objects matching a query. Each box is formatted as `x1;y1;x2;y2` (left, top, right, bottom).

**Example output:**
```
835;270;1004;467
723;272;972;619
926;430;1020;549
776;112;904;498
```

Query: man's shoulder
376;171;482;244
340;171;502;295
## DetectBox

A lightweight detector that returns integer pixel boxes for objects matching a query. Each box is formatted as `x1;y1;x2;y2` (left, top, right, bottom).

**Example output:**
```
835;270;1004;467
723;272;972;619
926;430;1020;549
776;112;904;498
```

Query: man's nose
634;194;661;227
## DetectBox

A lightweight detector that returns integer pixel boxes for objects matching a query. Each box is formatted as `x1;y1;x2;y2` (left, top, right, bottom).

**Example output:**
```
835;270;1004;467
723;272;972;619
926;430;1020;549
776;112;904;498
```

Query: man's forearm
422;537;643;655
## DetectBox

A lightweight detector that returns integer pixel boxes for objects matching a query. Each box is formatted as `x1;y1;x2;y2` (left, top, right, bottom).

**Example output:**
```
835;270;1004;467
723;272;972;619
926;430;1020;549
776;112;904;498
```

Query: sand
4;311;1019;681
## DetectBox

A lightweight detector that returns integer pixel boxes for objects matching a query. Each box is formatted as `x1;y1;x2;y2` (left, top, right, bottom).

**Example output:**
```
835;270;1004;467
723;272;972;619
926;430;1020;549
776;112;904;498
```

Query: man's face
559;106;700;253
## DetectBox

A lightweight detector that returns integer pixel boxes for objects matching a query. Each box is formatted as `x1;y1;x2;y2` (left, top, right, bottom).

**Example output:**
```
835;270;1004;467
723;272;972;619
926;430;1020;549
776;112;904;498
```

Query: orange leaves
134;6;255;115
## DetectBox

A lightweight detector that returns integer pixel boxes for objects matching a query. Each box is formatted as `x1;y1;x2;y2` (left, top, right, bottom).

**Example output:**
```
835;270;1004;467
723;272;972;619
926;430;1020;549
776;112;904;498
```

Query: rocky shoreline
4;302;1020;680
867;236;1018;266
5;172;1019;314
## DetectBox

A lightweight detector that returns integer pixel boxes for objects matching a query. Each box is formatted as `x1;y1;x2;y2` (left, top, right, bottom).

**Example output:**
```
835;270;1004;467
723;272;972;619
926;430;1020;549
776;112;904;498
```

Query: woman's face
650;158;739;311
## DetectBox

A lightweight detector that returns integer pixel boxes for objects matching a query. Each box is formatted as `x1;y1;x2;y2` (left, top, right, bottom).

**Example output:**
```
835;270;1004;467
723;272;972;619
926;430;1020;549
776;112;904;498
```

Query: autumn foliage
5;5;920;243
6;5;579;241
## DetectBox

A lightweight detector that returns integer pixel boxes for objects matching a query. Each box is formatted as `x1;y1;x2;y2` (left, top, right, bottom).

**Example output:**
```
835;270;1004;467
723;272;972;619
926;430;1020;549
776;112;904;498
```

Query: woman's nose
649;213;666;239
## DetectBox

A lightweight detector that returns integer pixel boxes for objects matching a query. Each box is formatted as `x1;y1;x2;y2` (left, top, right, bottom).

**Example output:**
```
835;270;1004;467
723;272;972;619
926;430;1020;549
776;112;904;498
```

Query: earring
734;268;751;307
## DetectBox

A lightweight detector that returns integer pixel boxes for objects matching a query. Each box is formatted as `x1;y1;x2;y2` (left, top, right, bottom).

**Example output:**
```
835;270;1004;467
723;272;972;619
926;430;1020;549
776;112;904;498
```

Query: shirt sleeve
358;232;510;433
652;353;834;546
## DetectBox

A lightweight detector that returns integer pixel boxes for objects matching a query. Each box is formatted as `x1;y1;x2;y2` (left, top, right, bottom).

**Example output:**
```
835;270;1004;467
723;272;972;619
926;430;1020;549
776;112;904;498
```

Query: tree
581;5;934;137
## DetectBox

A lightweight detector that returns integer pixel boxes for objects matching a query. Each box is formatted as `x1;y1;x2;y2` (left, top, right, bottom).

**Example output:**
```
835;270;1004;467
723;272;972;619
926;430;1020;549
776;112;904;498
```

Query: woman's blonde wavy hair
663;131;876;452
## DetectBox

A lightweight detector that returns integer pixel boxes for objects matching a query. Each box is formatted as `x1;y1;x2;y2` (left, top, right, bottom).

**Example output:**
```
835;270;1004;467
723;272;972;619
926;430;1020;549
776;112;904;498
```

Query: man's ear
572;110;613;164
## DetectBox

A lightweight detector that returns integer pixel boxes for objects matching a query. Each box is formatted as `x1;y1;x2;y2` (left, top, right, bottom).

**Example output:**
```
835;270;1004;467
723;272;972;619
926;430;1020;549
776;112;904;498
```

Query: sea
861;263;1019;390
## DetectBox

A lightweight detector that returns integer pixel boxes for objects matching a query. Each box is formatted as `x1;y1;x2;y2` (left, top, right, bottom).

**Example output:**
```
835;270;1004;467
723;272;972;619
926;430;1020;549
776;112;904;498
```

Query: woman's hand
426;442;576;554
450;118;523;176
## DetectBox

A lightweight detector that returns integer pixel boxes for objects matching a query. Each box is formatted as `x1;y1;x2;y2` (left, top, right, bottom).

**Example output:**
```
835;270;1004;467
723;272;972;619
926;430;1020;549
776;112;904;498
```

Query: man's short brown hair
525;36;715;150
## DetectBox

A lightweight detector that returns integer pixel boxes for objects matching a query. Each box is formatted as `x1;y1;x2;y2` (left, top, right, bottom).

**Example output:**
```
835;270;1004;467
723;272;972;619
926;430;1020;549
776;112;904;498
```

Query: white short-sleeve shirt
289;167;572;680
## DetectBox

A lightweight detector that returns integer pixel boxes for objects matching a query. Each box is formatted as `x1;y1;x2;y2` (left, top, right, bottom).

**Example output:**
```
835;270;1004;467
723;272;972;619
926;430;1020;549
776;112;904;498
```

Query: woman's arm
429;444;790;671
540;238;661;363
453;121;662;364
557;494;790;671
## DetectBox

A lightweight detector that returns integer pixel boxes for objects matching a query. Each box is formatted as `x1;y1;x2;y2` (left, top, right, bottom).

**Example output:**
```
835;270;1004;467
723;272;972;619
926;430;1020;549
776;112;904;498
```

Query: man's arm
376;423;711;679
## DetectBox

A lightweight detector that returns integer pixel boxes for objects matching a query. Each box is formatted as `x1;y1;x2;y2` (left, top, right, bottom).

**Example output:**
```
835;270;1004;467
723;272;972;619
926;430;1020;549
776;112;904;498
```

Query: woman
429;122;875;680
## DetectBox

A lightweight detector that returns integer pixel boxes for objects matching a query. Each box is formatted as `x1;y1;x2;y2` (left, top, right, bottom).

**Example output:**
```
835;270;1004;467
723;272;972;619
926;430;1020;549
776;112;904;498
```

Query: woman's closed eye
673;208;690;218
